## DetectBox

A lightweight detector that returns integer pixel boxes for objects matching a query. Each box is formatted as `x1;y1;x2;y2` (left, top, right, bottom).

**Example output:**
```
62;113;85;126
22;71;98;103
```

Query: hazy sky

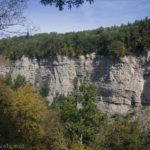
25;0;150;33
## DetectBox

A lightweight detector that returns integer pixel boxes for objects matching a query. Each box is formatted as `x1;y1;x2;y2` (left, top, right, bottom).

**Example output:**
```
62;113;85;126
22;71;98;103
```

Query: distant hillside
0;17;150;59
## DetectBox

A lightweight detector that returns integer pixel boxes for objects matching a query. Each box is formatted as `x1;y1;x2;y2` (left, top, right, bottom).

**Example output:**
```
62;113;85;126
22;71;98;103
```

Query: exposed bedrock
0;53;150;114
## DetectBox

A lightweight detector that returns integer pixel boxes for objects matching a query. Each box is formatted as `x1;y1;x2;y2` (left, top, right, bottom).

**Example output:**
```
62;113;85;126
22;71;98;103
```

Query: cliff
0;53;150;114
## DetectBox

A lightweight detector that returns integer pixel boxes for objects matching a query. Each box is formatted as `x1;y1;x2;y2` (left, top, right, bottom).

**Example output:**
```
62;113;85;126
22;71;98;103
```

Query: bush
40;83;50;97
14;74;26;89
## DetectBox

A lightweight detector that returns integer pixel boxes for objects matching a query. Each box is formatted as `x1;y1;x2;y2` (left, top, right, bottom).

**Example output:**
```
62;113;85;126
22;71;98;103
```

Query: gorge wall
0;53;150;114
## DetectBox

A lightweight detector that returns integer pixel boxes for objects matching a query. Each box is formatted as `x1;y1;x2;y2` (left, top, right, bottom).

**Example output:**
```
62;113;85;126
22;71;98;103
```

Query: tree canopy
0;76;150;149
0;18;149;58
0;78;68;149
41;0;94;10
52;83;108;147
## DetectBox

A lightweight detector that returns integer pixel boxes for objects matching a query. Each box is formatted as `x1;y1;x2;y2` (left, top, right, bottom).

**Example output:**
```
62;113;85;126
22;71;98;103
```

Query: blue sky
24;0;150;33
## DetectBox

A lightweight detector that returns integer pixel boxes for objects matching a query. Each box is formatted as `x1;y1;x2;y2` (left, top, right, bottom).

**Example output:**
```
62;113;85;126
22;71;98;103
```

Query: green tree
0;18;150;58
52;83;108;147
14;74;26;89
40;83;50;97
0;81;16;144
43;110;68;150
108;41;127;57
4;73;13;88
102;119;142;150
139;107;150;150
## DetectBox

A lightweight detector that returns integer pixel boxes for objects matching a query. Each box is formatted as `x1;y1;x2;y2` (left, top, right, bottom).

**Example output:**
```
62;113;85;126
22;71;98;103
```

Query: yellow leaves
71;141;93;150
14;85;48;121
10;85;49;142
0;80;69;149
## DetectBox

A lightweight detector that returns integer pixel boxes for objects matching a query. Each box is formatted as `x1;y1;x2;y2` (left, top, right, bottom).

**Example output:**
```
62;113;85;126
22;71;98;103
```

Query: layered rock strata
0;53;150;114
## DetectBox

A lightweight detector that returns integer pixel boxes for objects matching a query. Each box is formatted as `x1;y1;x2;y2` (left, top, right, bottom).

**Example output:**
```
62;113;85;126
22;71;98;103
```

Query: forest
0;15;150;149
0;0;150;149
0;18;150;59
0;74;149;150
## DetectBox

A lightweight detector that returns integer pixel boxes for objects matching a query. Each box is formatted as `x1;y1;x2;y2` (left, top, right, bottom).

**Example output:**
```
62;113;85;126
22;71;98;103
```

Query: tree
139;107;150;149
3;74;26;90
12;85;49;149
52;83;108;147
0;0;27;33
108;40;127;57
0;80;15;144
13;74;26;89
0;83;48;148
41;0;94;10
4;73;13;88
102;119;142;150
0;18;150;57
1;76;73;149
14;85;68;149
43;110;68;150
0;81;67;149
40;83;50;97
0;0;94;35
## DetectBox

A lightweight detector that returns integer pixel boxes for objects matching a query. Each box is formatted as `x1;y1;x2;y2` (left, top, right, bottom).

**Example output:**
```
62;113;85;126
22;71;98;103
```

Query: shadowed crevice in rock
90;56;120;83
90;55;144;114
141;73;150;106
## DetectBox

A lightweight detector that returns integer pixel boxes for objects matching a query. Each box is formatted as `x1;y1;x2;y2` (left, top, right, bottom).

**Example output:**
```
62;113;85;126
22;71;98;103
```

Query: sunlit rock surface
0;53;150;114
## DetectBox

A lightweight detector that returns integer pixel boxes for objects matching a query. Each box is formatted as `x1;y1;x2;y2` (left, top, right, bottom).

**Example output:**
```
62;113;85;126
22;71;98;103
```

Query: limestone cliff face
0;53;150;114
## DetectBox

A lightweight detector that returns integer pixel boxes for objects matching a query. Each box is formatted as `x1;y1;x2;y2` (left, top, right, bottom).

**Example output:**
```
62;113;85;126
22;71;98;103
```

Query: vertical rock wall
0;53;150;114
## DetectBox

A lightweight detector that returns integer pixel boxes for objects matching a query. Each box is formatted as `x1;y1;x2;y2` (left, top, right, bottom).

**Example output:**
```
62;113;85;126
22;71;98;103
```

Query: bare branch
0;0;28;35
